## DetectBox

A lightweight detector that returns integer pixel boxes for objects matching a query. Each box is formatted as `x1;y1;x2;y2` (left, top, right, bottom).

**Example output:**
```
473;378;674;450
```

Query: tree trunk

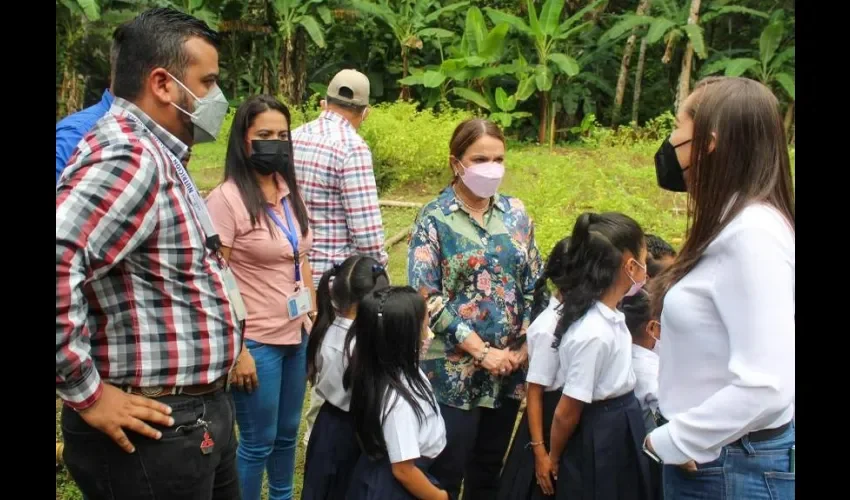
292;29;308;105
549;100;557;150
538;91;549;144
632;36;649;124
262;56;271;96
661;37;674;64
612;0;651;127
230;35;241;98
400;48;410;101
278;35;297;103
784;101;795;142
60;67;84;117
675;0;702;111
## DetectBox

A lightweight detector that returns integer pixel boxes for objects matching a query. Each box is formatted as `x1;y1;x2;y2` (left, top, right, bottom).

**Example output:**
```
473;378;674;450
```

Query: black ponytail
306;255;390;385
551;212;645;348
530;236;571;322
306;267;336;384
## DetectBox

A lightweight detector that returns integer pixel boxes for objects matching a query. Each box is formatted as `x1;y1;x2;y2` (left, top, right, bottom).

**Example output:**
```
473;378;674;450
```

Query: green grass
57;141;795;499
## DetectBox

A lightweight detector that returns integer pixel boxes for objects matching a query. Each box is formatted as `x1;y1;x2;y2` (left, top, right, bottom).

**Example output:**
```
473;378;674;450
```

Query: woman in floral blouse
408;119;543;500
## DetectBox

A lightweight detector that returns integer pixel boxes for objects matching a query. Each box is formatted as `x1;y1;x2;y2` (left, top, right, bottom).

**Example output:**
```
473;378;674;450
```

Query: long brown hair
448;118;505;179
651;77;795;316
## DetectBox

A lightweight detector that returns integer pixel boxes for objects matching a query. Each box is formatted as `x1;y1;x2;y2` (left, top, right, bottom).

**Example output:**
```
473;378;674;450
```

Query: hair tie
332;262;342;275
372;263;385;274
376;288;390;318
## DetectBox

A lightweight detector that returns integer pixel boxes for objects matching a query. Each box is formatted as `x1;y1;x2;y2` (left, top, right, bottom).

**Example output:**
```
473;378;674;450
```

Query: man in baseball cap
291;69;388;445
326;68;371;111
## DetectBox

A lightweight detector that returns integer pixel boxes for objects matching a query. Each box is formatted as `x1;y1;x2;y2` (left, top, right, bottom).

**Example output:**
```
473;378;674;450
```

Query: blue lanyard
266;199;302;284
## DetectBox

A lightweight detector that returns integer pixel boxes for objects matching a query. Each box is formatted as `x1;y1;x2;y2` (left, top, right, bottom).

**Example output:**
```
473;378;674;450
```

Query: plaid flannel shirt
56;98;241;410
292;110;388;285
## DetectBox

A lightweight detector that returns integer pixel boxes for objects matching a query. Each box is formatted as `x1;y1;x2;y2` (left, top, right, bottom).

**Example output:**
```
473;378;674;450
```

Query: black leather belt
656;414;791;444
742;421;792;443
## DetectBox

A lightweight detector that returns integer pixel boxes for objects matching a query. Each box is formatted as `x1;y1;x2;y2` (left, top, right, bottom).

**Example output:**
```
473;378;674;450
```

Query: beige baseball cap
327;69;370;106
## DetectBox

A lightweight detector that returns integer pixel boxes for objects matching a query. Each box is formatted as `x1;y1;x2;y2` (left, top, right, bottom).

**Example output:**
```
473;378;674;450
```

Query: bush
359;102;474;191
568;111;676;150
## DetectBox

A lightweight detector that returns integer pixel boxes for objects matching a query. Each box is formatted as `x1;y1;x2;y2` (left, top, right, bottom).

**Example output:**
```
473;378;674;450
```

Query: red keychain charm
200;431;216;455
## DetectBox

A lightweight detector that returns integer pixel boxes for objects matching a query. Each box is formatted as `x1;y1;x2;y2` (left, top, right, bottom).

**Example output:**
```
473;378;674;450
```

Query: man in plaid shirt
292;69;388;283
292;69;388;444
56;9;242;499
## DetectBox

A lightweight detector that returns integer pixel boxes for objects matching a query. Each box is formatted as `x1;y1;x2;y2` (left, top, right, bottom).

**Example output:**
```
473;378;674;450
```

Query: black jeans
62;389;240;500
430;398;521;500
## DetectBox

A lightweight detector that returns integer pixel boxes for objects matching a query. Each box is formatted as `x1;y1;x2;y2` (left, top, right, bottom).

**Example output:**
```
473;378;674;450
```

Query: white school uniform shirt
631;345;659;416
557;301;636;404
648;203;795;465
314;317;354;411
526;297;566;392
383;368;447;464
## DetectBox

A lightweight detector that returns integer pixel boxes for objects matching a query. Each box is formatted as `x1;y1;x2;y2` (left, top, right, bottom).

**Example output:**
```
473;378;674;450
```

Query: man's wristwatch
642;437;663;464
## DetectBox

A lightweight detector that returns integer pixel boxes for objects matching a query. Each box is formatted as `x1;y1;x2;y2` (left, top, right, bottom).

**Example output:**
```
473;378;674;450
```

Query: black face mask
249;140;291;176
654;136;692;192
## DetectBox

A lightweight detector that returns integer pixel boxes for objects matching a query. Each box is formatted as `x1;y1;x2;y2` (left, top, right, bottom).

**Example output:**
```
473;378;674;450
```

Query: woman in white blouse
644;76;795;499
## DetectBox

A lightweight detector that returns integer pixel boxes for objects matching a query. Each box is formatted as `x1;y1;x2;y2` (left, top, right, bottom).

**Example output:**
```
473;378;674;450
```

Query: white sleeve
527;330;559;387
561;331;610;404
383;394;422;463
633;357;659;414
649;228;795;464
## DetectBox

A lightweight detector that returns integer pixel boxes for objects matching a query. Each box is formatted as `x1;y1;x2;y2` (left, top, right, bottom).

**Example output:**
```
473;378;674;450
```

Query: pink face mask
456;161;505;198
625;258;647;297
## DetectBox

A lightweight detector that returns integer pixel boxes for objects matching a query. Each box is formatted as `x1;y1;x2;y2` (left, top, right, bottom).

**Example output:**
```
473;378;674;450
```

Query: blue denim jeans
233;331;307;500
663;423;795;500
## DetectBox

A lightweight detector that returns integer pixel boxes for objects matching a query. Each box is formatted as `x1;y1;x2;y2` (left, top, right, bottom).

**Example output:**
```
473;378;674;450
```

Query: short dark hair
647;259;665;278
112;7;219;101
326;95;367;113
108;23;126;85
110;24;124;70
620;290;652;338
646;234;676;260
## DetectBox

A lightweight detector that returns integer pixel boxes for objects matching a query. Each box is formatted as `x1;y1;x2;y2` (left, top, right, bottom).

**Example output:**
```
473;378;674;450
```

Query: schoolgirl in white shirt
645;76;795;499
498;237;570;499
620;289;662;500
620;290;661;432
302;255;389;500
345;287;450;500
547;212;652;500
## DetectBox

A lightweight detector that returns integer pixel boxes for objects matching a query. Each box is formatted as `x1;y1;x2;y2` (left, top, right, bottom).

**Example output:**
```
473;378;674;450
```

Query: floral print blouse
408;186;543;410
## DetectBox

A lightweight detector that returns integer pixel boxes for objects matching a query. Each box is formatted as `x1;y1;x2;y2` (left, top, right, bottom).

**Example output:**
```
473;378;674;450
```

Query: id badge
287;289;313;320
220;267;247;322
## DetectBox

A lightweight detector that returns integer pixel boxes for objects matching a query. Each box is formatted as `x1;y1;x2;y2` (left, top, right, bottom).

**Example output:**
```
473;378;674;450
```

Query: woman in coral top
206;95;315;500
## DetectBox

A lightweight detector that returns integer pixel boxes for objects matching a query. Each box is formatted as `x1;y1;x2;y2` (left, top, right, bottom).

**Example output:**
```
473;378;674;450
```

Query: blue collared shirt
55;90;114;184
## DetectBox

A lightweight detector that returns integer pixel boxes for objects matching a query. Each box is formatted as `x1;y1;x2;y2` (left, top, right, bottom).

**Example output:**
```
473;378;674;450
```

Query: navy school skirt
302;401;361;500
498;389;564;500
346;454;452;500
555;391;652;500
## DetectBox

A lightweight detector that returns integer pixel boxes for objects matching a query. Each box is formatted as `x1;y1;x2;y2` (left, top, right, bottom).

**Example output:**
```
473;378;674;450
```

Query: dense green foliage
57;0;795;145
